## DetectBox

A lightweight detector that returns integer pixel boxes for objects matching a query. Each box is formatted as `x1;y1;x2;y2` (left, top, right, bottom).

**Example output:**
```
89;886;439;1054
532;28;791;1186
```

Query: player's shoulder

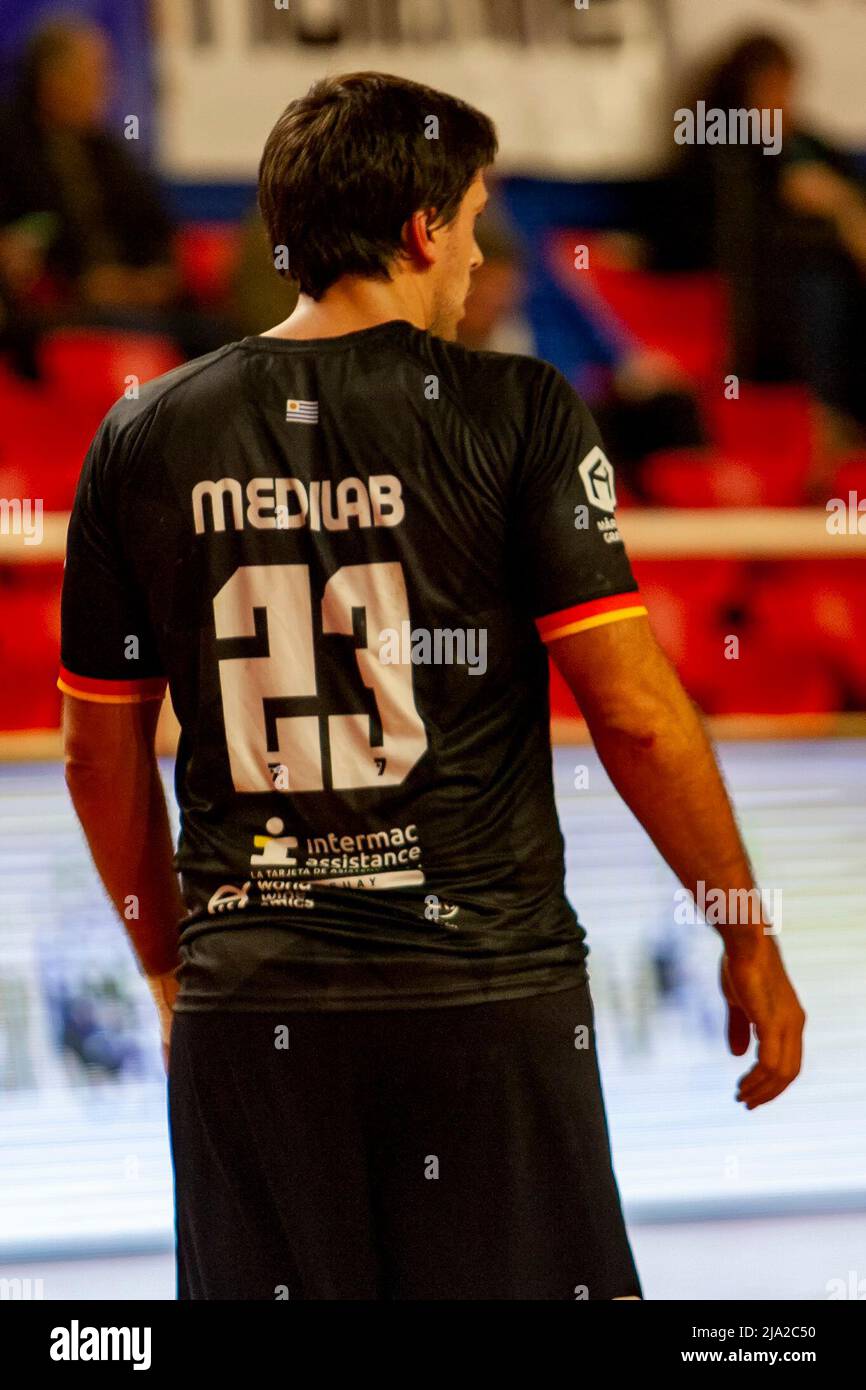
99;341;244;446
410;330;562;404
404;330;580;440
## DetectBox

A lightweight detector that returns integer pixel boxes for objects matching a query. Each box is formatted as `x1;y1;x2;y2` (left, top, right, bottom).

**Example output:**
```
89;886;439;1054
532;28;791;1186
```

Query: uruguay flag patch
286;398;319;424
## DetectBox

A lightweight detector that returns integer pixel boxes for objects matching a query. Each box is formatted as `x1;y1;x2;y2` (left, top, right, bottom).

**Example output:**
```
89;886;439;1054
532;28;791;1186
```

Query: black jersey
59;320;646;1011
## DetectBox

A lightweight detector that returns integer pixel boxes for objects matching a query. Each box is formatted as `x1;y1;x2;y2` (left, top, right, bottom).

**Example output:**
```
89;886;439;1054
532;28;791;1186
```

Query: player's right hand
720;938;806;1110
146;969;180;1073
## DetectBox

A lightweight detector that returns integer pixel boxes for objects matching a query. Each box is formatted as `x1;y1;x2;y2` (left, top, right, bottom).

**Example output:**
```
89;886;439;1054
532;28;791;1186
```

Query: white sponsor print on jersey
191;475;404;533
207;882;251;914
578;445;617;513
245;818;425;895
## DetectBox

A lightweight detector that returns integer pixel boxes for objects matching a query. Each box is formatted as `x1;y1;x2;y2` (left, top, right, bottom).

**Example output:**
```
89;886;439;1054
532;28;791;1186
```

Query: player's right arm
549;614;806;1110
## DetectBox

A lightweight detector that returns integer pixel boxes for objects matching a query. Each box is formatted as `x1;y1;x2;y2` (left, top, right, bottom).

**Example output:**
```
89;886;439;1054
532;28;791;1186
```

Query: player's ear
403;208;438;266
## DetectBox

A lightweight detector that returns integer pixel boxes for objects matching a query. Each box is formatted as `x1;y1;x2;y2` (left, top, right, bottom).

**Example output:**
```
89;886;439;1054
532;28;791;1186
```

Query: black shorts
168;981;642;1300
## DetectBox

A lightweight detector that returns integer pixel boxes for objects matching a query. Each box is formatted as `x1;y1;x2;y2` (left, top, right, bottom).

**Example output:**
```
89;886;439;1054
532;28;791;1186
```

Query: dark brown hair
258;71;498;299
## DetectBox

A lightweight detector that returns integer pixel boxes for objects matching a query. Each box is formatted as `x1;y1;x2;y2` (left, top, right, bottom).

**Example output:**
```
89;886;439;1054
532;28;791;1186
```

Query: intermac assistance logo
579;446;617;513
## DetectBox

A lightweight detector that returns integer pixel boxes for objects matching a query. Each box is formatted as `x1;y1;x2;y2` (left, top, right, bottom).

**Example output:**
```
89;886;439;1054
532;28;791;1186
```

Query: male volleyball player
60;73;805;1300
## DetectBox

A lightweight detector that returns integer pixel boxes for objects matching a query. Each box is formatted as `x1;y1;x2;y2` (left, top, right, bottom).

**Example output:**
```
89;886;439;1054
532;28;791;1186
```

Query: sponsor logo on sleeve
578;445;617;513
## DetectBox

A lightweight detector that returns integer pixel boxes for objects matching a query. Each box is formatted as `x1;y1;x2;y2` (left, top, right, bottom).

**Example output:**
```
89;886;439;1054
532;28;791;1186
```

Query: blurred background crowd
0;0;864;733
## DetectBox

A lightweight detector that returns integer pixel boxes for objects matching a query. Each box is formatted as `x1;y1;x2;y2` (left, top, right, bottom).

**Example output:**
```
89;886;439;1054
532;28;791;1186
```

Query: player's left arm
62;694;184;985
62;695;183;1056
59;411;183;1055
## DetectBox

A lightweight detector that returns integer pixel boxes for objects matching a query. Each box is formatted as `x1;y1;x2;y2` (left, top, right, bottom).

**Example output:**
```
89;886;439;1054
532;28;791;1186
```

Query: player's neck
261;278;428;340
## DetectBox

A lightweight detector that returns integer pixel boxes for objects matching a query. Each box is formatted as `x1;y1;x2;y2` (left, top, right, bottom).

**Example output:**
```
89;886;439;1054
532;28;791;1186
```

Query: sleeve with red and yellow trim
513;364;646;644
59;416;167;705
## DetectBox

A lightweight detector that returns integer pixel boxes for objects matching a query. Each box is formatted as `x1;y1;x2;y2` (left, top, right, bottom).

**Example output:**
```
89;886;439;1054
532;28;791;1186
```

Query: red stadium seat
642;449;773;507
633;558;746;700
40;328;183;413
176;224;241;305
2;332;184;511
748;561;866;705
546;232;729;390
547;561;750;717
828;453;866;502
0;565;63;730
632;558;746;614
644;383;815;508
0;372;96;509
702;385;814;506
700;638;839;716
547;236;820;508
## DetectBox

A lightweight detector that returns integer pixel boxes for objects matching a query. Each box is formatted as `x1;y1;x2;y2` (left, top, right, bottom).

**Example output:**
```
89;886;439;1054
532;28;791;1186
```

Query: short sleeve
58;418;167;704
514;367;646;644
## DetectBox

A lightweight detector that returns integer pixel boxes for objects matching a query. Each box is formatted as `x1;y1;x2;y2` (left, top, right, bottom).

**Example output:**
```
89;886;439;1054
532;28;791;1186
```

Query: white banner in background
154;0;670;180
153;0;866;182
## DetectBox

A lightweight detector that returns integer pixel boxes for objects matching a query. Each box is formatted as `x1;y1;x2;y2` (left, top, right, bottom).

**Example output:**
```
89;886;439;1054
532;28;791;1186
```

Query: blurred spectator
651;32;866;459
457;208;535;354
455;204;706;491
570;231;708;495
0;17;228;365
